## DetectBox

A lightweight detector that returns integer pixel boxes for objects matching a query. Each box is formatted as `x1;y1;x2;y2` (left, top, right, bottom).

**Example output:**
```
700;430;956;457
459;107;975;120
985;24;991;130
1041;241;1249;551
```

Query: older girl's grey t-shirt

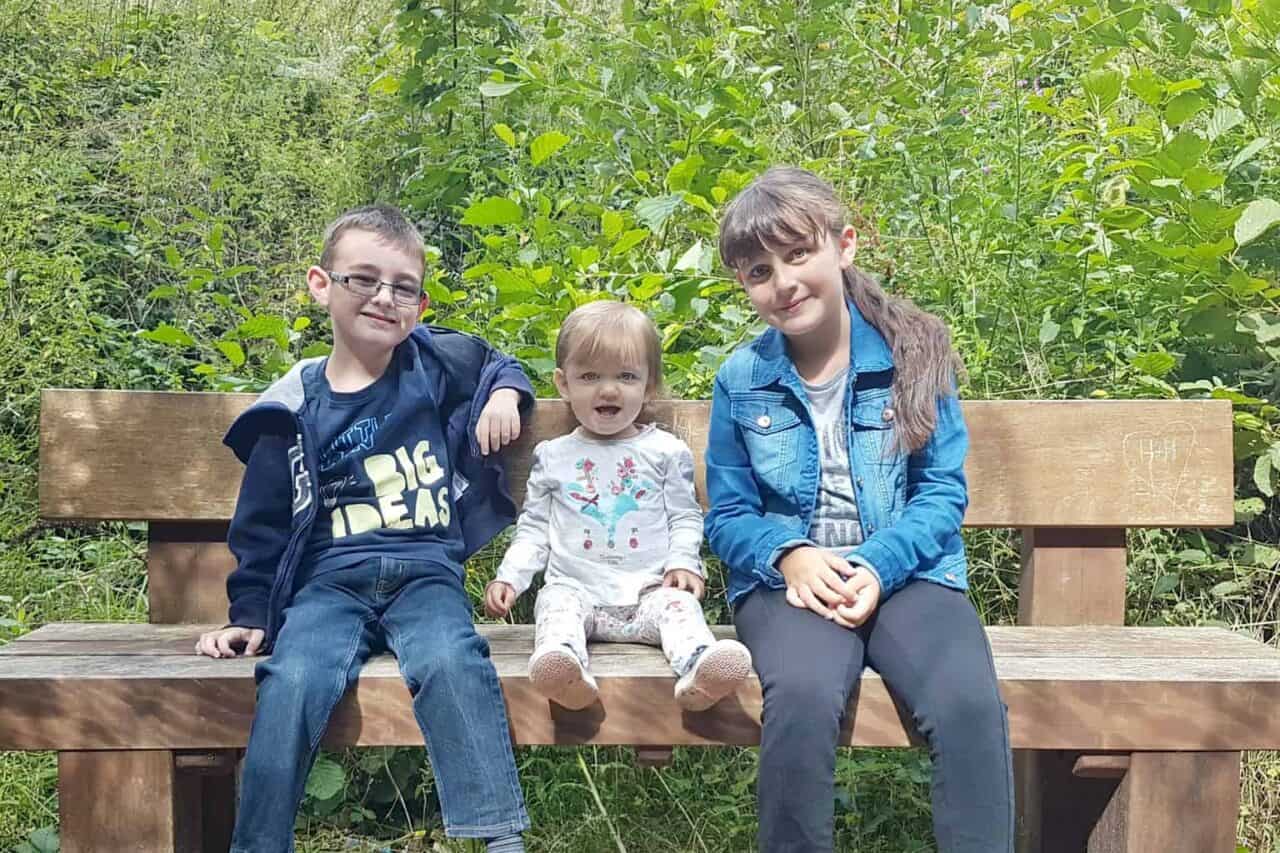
800;368;864;549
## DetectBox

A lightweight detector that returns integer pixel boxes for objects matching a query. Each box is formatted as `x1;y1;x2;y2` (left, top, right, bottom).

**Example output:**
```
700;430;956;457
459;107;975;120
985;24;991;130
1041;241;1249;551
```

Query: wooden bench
3;389;1278;853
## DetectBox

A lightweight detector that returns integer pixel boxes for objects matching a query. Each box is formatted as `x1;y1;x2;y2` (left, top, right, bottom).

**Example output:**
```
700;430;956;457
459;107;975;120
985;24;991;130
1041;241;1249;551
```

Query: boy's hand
195;626;265;658
663;569;705;599
477;388;522;456
833;566;881;627
484;581;518;618
778;546;860;623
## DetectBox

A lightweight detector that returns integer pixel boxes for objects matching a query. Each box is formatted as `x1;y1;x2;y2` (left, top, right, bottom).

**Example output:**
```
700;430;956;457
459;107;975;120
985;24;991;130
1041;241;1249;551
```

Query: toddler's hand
778;546;859;622
477;388;522;456
484;581;518;618
663;568;705;599
195;626;265;658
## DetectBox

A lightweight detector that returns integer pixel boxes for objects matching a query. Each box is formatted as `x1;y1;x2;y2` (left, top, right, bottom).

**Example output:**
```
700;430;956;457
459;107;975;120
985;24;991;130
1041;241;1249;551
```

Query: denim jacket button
882;407;895;422
757;414;771;428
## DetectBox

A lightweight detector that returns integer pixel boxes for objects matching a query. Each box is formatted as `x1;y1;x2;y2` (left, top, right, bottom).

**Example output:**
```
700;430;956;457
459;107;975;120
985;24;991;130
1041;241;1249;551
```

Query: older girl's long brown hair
718;166;964;452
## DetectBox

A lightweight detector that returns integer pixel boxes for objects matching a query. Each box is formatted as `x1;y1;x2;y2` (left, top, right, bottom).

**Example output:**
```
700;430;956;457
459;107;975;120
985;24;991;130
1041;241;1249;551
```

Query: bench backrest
39;389;1234;625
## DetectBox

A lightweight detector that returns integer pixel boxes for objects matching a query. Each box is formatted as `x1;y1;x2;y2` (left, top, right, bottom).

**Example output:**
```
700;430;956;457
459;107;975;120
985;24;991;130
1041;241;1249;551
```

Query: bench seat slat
2;624;1278;752
5;623;1274;660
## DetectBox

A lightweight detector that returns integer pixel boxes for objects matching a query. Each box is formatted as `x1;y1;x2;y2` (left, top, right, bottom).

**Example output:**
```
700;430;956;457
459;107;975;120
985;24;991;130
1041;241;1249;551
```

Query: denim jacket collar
748;298;894;389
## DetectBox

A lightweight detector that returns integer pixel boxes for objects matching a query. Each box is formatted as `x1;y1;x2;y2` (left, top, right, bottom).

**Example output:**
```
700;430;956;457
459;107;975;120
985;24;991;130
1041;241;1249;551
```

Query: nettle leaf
305;755;346;801
530;131;570;166
461;197;523;227
1131;351;1176;377
634;194;683;230
236;315;289;348
140;323;195;347
479;80;526;97
1234;199;1280;247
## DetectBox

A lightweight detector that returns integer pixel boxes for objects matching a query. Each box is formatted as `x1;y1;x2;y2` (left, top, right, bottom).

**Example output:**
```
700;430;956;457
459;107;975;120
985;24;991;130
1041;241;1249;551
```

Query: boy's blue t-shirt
303;354;465;577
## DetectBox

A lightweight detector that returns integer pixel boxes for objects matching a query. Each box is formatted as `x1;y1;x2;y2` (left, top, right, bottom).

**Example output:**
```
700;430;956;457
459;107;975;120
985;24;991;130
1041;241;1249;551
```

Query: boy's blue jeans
230;557;529;853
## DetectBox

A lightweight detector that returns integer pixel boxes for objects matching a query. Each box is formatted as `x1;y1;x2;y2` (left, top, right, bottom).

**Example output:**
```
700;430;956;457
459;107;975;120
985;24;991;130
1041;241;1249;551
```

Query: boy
196;204;531;853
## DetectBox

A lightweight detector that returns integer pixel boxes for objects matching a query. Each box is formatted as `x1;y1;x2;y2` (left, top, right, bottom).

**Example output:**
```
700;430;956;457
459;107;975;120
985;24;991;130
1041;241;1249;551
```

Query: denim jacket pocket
851;391;907;514
730;391;803;498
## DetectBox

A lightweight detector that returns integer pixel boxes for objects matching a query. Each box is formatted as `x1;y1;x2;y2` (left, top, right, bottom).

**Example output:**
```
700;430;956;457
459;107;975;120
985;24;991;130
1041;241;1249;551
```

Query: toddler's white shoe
674;639;753;711
528;647;599;710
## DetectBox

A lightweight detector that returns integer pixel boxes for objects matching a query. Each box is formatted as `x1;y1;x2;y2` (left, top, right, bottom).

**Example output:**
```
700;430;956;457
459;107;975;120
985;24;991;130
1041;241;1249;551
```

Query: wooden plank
2;642;1279;751
1088;752;1241;853
41;390;1233;527
1073;754;1131;779
1019;527;1128;626
58;750;184;853
148;522;234;624
8;623;1276;660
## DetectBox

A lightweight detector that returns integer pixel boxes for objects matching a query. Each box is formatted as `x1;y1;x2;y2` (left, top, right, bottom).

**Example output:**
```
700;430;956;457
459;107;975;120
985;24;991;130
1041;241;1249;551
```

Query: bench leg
59;750;193;853
1088;751;1240;853
1015;750;1122;853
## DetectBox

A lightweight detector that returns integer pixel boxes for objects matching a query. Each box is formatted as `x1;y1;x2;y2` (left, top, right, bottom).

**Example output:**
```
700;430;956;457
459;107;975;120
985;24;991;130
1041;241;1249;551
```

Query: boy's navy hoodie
222;325;535;649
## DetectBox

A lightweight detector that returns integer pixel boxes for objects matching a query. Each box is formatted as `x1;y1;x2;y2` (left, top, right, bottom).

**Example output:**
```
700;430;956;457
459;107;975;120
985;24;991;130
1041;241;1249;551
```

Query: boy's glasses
327;271;424;307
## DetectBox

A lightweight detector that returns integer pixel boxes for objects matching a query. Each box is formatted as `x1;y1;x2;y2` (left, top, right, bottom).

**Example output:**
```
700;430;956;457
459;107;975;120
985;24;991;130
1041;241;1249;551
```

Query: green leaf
236;315;289;348
479;80;525;97
601;210;624;241
216;341;246;367
1205;105;1244;142
1131;351;1176;377
1234;199;1280;247
145;285;178;300
1228;138;1270;172
493;123;517;147
1254;453;1275;497
1210;580;1247;599
530;131;570;166
461;197;523;228
305;755;346;801
1126;68;1163;108
293;316;311;332
1235;497;1266;522
633;194;683;230
666;154;704;192
140;323;194;347
27;827;58;853
1152;573;1181;595
1184;166;1224;192
1164;92;1207;126
1038;309;1060;345
1083;69;1122;112
610;228;650;256
208;222;225;255
1165;78;1204;96
163;246;182;268
224;264;256;279
674;240;706;273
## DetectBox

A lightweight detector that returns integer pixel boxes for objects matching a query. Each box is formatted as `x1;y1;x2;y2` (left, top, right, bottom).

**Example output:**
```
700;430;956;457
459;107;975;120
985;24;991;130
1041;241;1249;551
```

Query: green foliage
5;0;1280;850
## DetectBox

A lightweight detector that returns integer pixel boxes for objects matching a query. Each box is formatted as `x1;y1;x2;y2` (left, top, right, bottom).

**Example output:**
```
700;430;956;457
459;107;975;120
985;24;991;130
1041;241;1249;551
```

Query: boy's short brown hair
319;204;426;273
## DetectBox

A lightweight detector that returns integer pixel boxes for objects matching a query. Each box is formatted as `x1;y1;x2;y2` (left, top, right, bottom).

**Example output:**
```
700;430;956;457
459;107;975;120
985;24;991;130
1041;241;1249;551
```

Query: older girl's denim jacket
704;302;969;607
